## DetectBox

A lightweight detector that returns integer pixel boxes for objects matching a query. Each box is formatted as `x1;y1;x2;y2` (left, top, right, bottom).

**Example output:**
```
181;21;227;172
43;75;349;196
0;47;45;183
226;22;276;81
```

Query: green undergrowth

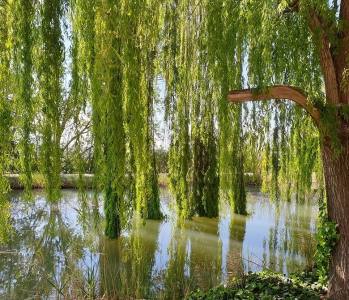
187;271;326;300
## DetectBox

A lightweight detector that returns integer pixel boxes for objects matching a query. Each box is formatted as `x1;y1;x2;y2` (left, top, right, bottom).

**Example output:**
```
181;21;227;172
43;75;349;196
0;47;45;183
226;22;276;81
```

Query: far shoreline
5;173;261;190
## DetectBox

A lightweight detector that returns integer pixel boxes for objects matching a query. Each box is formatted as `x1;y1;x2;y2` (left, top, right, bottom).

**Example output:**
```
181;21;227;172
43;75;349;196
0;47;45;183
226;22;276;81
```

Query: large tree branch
283;1;340;103
337;0;349;104
307;10;340;104
227;85;320;126
340;0;349;22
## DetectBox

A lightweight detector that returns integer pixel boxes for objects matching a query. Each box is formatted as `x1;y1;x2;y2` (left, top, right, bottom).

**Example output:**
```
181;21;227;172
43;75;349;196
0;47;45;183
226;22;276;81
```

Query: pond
0;188;318;299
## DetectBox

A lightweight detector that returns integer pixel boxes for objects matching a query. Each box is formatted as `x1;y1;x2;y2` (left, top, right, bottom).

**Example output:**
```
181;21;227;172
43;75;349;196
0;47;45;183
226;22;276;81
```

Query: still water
0;188;318;299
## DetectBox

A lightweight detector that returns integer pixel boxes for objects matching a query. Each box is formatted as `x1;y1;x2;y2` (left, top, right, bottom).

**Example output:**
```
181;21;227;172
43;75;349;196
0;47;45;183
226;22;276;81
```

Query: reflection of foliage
100;218;160;299
0;192;100;299
163;227;191;299
260;199;317;274
129;220;160;298
1;189;320;298
189;218;222;289
227;213;246;276
0;199;11;244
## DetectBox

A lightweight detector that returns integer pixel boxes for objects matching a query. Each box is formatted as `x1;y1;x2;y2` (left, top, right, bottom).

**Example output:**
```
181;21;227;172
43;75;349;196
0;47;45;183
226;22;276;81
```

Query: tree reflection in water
100;218;161;298
0;188;318;299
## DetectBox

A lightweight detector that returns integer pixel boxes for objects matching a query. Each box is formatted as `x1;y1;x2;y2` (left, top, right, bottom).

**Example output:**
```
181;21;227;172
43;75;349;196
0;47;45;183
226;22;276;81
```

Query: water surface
0;188;318;299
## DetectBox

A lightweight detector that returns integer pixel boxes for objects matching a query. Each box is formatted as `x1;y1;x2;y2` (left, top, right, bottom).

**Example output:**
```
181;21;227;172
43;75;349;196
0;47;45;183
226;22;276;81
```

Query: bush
187;271;326;300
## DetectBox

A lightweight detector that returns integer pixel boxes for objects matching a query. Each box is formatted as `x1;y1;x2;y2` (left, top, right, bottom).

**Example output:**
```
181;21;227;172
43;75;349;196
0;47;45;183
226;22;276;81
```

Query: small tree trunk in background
322;125;349;300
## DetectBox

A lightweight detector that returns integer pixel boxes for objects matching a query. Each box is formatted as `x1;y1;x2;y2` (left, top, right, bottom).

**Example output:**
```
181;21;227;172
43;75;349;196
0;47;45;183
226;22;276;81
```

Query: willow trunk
322;127;349;300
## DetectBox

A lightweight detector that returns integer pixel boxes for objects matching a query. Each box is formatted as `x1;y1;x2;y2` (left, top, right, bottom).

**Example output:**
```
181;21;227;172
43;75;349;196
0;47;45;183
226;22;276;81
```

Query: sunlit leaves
0;1;13;242
10;0;35;197
39;0;65;201
123;0;162;220
0;0;334;236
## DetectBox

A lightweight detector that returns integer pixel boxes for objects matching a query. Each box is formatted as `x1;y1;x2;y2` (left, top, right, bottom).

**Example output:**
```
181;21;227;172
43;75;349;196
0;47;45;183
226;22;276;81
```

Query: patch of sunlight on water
0;187;318;299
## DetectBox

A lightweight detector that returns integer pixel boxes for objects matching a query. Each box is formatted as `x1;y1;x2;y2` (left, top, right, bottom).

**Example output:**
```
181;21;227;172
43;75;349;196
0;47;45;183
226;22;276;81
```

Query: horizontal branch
62;121;91;152
227;85;320;125
307;10;340;104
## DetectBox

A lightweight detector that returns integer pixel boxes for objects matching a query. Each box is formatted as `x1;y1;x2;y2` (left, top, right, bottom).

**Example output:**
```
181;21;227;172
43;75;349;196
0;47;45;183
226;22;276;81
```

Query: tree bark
322;124;349;300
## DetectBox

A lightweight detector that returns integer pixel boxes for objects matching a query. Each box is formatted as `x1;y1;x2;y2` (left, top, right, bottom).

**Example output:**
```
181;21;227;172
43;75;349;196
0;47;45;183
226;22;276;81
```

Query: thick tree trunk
322;126;349;300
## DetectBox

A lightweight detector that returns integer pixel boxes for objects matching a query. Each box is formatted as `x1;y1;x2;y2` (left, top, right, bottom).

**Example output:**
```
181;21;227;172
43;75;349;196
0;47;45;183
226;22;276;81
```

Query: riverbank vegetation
1;0;349;298
188;271;326;300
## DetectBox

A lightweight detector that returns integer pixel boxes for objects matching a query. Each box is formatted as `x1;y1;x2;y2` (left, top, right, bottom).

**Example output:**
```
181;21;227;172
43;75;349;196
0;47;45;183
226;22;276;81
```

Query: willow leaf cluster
123;0;162;220
10;0;35;196
0;0;13;242
39;0;66;201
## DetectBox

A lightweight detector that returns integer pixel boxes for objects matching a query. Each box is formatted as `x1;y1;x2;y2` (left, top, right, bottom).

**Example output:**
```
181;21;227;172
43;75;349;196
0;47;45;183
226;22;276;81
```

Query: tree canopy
0;0;332;232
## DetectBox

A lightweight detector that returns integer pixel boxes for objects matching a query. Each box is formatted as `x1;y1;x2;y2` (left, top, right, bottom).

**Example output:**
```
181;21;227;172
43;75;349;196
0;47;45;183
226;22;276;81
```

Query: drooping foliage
0;0;13;242
1;0;336;238
164;0;192;218
38;0;66;202
205;1;247;215
122;0;162;220
11;0;36;197
92;0;127;238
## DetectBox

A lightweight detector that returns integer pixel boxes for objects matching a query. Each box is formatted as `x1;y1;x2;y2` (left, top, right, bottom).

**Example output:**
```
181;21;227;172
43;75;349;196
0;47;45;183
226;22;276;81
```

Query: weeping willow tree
164;0;248;218
69;0;93;196
225;1;349;298
3;1;349;295
71;0;163;237
190;5;220;218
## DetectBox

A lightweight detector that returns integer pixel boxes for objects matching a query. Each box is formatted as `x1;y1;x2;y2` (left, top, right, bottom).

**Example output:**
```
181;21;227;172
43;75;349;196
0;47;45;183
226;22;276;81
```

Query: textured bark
322;124;349;300
307;11;340;104
336;1;349;105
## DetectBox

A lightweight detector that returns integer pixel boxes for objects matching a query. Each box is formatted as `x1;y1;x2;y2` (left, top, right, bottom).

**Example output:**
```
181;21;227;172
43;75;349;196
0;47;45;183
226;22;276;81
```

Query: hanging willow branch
39;0;65;202
12;0;35;196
